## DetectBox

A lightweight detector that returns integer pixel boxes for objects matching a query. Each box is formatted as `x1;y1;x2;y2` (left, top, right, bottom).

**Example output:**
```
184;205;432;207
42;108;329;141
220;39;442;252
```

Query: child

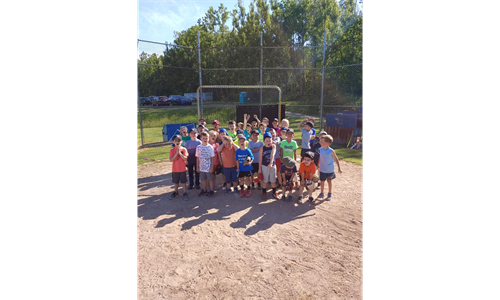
169;135;189;201
209;130;221;191
258;132;279;200
243;114;252;139
307;118;316;148
298;119;314;160
217;136;239;195
198;118;207;127
297;151;317;204
311;130;327;171
237;122;244;130
218;128;228;188
258;123;267;141
227;120;237;140
235;136;254;198
261;117;270;132
315;134;343;202
248;129;263;189
280;118;290;130
195;131;216;198
251;114;260;130
212;120;220;132
270;118;281;136
184;128;202;189
179;126;190;147
269;128;282;187
280;128;299;188
280;157;298;202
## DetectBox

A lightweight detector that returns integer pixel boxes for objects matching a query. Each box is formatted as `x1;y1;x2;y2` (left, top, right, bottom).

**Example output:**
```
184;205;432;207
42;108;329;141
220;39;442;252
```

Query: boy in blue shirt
235;136;254;198
298;119;314;160
315;134;343;203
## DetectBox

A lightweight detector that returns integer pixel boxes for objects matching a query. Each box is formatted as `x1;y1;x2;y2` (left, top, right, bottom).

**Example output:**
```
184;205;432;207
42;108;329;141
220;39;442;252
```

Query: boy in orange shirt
169;135;189;200
297;151;316;204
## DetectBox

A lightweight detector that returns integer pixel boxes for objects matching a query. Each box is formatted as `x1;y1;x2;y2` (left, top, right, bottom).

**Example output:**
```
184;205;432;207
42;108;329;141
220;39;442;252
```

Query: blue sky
138;0;242;54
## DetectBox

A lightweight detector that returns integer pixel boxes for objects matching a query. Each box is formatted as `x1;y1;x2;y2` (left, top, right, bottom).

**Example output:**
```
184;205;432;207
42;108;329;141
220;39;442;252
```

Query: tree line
138;0;362;105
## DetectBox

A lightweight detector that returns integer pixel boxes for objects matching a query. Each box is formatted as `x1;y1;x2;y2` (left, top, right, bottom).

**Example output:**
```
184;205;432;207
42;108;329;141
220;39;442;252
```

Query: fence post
137;40;144;146
197;31;203;119
320;29;326;130
260;32;263;118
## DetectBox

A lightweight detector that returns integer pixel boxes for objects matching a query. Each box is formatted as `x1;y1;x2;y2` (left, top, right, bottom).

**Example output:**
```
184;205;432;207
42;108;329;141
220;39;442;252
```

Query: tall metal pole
260;32;263;119
197;31;203;119
320;29;326;130
137;40;144;146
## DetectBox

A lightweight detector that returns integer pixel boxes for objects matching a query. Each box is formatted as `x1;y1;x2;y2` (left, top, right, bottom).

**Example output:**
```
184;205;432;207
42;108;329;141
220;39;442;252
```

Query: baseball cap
238;135;247;141
219;128;228;134
236;129;244;135
282;157;296;168
189;128;198;133
212;120;220;125
273;118;279;122
173;134;182;141
287;128;295;134
250;129;260;135
263;132;272;139
319;130;327;135
305;121;314;127
303;151;314;159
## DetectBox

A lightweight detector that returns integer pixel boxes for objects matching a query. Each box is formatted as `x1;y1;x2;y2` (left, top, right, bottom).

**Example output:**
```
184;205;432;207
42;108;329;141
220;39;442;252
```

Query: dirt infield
138;160;362;300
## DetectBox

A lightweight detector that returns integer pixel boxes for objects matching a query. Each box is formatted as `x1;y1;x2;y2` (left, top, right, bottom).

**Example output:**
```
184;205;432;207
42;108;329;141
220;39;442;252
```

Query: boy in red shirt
169;135;189;200
297;151;317;204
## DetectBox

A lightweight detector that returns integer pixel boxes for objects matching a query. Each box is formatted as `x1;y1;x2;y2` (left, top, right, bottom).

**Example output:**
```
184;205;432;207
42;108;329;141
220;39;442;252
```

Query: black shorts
252;163;260;174
319;172;336;181
172;171;187;184
237;170;253;178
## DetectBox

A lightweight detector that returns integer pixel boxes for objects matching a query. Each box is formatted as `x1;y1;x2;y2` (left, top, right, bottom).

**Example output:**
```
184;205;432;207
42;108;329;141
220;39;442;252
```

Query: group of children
169;114;342;204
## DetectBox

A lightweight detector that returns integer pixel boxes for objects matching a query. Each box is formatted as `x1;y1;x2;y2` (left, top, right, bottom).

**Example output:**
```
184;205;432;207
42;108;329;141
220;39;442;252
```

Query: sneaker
198;190;207;196
188;185;194;190
272;192;279;199
222;186;227;191
183;193;188;201
170;192;179;200
261;191;266;199
224;189;231;196
246;189;251;198
297;195;303;203
240;190;245;198
207;191;215;198
308;196;314;203
326;193;332;201
317;193;325;200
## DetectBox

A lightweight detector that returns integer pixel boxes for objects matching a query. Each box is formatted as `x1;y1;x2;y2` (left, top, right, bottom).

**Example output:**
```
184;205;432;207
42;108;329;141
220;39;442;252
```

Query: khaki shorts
261;165;276;183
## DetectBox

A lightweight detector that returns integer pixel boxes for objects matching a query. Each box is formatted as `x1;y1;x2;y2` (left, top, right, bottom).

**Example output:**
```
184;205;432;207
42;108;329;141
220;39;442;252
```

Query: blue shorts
223;166;238;183
320;172;336;181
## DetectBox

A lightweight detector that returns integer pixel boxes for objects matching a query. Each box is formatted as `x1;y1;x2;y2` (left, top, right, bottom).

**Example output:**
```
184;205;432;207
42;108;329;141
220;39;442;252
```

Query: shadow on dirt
138;173;317;235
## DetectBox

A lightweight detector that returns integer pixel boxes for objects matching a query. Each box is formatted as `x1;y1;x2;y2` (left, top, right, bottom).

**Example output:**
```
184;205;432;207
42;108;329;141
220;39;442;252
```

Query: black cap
173;134;182;141
303;151;314;159
273;118;279;122
287;128;294;134
251;129;260;135
304;121;314;128
189;128;198;133
236;129;244;135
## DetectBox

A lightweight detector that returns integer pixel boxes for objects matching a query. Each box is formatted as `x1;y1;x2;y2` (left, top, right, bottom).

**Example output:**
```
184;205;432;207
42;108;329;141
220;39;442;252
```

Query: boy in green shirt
280;128;298;162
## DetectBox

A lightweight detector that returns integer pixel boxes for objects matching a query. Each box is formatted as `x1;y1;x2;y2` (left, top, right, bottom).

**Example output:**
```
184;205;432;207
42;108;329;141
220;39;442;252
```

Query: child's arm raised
178;147;188;161
169;147;178;162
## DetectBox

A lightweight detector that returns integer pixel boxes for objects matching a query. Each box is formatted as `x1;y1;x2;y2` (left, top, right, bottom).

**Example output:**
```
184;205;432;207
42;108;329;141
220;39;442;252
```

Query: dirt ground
138;159;362;300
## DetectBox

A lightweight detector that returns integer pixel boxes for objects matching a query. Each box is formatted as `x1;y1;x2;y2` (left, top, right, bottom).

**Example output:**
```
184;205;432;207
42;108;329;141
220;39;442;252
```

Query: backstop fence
137;32;362;147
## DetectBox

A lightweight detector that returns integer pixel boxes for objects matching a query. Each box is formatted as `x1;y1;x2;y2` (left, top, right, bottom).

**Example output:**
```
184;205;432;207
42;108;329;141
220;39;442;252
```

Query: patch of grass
138;106;198;128
137;127;164;146
333;148;362;166
137;146;172;165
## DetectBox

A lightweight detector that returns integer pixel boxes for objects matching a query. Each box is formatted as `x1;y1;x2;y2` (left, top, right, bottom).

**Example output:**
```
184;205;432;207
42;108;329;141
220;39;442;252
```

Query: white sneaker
222;186;226;191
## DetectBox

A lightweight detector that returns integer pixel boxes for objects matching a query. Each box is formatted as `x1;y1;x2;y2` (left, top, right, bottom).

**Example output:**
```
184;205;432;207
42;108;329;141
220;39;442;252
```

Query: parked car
169;95;192;106
148;96;159;106
139;97;152;106
157;96;170;106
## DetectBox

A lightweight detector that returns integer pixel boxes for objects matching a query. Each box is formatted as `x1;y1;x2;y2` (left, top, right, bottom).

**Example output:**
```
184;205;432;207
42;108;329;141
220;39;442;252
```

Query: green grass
333;148;363;166
137;106;362;166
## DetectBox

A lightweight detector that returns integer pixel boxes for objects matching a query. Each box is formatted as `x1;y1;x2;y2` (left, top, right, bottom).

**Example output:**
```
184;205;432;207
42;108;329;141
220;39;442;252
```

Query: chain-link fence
137;34;362;147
